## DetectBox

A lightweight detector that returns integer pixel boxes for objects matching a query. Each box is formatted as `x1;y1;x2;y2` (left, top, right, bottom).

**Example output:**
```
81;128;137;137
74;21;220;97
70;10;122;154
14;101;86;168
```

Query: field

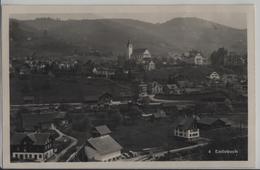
10;75;133;104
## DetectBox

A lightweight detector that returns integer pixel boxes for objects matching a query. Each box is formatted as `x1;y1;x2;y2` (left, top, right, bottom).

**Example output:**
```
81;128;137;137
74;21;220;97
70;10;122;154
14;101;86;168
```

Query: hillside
10;17;247;59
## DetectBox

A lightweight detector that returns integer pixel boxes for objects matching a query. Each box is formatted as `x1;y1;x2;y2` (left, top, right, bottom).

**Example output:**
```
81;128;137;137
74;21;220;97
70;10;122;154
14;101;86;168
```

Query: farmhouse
85;135;122;162
197;117;230;129
11;132;54;162
174;117;200;141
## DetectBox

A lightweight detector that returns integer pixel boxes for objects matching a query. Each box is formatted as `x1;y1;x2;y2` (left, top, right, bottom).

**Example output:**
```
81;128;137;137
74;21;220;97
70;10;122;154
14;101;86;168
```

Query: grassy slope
10;75;132;104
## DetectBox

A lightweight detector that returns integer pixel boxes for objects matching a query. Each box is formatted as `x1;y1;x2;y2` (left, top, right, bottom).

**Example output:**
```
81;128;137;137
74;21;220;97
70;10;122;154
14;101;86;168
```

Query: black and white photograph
1;4;255;169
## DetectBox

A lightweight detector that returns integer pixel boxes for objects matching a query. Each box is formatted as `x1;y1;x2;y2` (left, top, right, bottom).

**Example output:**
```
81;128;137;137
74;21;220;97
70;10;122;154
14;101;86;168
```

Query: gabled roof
132;48;148;55
176;117;197;130
94;125;112;135
11;132;52;146
87;135;122;155
197;117;229;125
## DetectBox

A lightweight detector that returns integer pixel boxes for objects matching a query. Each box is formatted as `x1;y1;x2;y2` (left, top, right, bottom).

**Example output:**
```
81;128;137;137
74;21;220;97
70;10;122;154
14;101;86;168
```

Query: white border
1;2;258;169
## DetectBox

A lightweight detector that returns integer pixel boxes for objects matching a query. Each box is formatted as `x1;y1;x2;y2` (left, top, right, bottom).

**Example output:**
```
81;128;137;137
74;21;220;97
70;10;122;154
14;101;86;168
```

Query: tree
210;47;228;66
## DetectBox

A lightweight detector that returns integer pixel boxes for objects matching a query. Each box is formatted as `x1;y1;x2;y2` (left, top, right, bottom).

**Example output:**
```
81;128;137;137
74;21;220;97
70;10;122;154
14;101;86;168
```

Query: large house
11;132;54;162
194;53;204;65
148;81;163;95
85;135;122;162
174;117;200;141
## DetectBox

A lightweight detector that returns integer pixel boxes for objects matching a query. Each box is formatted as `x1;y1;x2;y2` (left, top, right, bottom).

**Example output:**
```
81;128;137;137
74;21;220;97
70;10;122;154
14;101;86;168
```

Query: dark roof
132;48;148;56
177;117;197;130
197;118;228;125
95;125;112;135
87;135;122;155
11;132;51;146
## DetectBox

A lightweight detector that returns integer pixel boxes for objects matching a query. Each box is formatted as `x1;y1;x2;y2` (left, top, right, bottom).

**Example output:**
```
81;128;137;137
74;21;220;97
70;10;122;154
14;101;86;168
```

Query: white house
144;60;156;71
209;72;220;80
11;132;54;162
85;135;122;162
194;53;204;65
149;81;163;94
174;117;200;141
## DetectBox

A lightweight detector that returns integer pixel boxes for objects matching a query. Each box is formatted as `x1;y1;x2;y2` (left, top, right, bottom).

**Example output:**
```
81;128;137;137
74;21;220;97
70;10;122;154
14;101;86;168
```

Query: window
34;155;37;159
29;154;32;159
39;154;42;158
25;154;28;159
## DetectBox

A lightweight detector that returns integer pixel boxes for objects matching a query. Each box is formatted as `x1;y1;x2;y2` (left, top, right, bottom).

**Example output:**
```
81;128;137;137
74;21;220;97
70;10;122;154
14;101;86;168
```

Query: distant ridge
10;17;247;59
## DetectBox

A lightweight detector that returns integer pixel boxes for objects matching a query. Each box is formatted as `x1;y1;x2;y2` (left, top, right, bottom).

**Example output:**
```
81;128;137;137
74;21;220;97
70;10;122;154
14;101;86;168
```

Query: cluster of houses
10;56;80;76
138;71;247;97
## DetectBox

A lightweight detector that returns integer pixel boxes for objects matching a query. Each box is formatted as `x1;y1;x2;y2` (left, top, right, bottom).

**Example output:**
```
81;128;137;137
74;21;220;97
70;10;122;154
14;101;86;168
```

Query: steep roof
11;132;52;146
197;117;229;125
95;125;112;135
176;117;197;130
87;135;122;155
132;48;148;55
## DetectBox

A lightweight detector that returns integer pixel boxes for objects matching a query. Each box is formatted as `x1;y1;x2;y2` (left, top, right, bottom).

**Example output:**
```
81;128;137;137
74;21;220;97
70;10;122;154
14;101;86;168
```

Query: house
11;132;54;162
148;81;163;95
138;82;148;97
91;125;112;137
144;60;156;71
92;67;116;78
197;117;231;129
164;84;184;95
174;117;200;141
194;53;204;65
85;135;122;162
152;109;167;119
209;72;220;80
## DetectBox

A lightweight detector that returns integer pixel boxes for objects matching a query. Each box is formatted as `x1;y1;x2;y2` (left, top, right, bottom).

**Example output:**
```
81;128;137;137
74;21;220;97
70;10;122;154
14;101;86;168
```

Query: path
48;126;78;162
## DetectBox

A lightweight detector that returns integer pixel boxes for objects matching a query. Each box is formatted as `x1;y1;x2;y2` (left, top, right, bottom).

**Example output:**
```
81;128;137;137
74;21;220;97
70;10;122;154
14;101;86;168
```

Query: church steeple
126;40;133;59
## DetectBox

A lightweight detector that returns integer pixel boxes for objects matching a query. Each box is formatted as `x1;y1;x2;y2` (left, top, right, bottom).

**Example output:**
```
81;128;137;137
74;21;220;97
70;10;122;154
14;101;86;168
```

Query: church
126;40;152;64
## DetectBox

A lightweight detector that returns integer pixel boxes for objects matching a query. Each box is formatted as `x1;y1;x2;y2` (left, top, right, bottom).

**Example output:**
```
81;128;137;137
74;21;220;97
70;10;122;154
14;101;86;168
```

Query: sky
12;12;247;29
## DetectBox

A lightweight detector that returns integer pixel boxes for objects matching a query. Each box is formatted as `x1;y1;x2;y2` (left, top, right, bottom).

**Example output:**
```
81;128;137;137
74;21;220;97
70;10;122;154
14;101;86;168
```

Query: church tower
126;40;133;59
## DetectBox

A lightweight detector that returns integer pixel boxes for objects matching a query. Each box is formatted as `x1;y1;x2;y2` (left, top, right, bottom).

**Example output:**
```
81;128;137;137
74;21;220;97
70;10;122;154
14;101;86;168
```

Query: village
10;40;248;162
